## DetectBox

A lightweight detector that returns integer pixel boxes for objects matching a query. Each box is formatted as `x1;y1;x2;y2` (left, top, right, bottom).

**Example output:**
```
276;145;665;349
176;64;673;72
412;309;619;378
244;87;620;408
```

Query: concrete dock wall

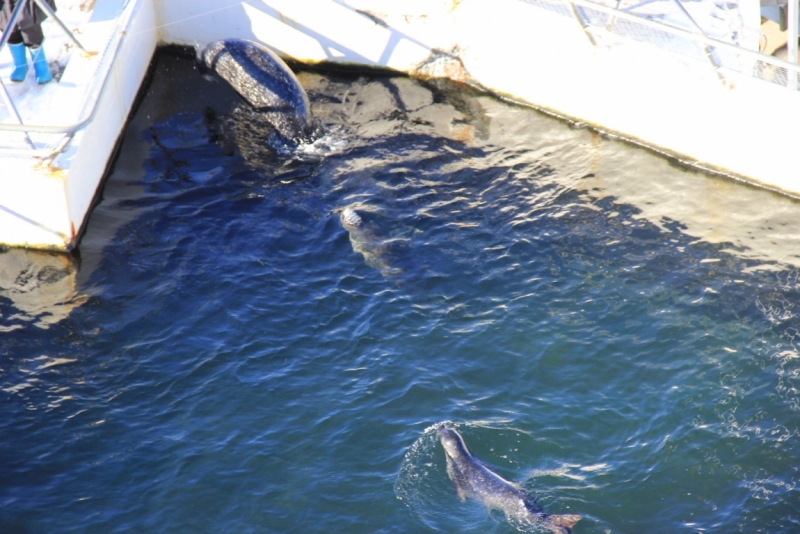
156;0;800;196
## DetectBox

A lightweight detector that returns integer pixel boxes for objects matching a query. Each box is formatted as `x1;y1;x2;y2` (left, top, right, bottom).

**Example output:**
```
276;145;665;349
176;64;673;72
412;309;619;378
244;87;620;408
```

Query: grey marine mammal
438;425;581;534
198;39;312;141
339;207;403;277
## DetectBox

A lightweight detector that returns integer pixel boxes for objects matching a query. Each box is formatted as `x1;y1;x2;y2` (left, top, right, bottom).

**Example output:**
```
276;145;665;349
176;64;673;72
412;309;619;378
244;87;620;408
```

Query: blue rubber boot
30;44;52;84
8;42;29;82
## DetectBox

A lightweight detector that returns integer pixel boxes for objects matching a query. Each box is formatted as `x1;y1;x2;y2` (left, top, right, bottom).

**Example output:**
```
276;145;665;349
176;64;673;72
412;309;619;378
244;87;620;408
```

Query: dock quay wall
156;0;800;197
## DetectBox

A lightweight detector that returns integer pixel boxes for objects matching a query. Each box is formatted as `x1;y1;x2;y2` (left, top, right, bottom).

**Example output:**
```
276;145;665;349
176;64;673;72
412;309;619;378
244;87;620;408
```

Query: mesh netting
521;0;800;90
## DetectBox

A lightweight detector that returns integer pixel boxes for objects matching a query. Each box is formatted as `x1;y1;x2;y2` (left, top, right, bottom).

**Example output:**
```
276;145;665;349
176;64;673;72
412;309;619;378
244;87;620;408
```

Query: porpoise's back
438;426;581;534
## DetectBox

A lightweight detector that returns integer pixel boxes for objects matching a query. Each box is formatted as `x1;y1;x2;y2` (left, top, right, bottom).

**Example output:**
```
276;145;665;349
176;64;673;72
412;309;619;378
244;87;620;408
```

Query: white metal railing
2;0;798;160
522;0;800;90
0;0;135;161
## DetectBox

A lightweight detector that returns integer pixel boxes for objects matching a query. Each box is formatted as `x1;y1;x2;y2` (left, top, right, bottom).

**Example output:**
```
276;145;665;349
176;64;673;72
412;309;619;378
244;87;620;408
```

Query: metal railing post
670;0;729;86
0;78;36;150
0;0;31;51
788;0;798;89
604;0;623;33
32;0;91;54
0;0;106;159
521;0;800;89
0;0;37;149
568;2;598;46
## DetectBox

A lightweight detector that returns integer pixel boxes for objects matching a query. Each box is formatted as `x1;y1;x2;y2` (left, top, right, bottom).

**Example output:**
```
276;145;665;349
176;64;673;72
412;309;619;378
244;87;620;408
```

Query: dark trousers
1;0;48;47
6;24;44;46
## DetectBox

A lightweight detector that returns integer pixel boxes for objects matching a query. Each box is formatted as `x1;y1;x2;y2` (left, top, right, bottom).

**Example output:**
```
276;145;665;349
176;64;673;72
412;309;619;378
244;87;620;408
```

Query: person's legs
29;44;51;83
20;24;51;84
19;23;44;47
7;27;25;45
6;28;29;82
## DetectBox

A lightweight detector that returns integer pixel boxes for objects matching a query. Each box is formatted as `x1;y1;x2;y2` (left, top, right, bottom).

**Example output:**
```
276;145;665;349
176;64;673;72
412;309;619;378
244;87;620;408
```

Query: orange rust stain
34;160;68;180
444;60;467;83
414;52;468;84
451;124;474;145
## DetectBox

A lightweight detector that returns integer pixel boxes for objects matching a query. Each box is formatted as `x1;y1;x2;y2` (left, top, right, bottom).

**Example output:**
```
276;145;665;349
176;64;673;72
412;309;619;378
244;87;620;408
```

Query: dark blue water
1;49;799;533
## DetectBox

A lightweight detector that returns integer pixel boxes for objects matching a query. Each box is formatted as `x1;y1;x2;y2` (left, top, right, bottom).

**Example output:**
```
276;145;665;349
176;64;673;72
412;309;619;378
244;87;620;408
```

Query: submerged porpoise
339;207;403;277
438;425;581;534
198;39;312;141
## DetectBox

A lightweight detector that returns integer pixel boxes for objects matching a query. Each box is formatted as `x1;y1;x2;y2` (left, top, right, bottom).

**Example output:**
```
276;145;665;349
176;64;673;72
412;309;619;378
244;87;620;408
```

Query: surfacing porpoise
198;39;312;141
438;425;581;534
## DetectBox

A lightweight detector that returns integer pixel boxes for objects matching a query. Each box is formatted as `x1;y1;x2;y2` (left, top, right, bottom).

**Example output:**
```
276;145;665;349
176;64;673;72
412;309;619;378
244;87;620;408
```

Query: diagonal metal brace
0;78;37;150
568;2;598;46
670;0;730;87
32;0;92;54
0;0;29;50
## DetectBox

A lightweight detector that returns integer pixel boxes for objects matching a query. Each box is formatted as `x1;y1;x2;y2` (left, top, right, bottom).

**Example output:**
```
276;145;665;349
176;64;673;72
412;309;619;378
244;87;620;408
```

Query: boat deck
3;0;800;251
0;0;155;249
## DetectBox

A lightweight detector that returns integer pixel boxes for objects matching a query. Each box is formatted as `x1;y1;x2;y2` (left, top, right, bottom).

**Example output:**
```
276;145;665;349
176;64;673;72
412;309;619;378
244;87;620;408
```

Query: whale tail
546;514;582;534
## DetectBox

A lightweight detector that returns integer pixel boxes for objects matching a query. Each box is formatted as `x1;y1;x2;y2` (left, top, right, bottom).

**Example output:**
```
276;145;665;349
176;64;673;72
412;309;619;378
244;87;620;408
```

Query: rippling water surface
2;49;799;533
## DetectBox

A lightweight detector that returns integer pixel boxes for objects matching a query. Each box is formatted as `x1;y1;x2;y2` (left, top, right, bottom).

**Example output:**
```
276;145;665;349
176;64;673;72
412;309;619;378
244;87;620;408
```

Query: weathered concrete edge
155;0;800;198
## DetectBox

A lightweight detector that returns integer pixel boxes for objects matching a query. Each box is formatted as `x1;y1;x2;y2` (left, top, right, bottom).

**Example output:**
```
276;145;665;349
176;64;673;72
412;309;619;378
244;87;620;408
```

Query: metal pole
789;0;798;89
670;0;706;33
670;0;729;86
0;78;37;150
32;0;91;54
568;2;598;46
0;0;36;148
0;0;31;51
605;0;623;33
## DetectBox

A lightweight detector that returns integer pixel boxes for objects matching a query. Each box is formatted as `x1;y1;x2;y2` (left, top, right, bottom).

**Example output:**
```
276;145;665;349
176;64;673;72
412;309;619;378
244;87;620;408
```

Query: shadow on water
3;47;800;534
